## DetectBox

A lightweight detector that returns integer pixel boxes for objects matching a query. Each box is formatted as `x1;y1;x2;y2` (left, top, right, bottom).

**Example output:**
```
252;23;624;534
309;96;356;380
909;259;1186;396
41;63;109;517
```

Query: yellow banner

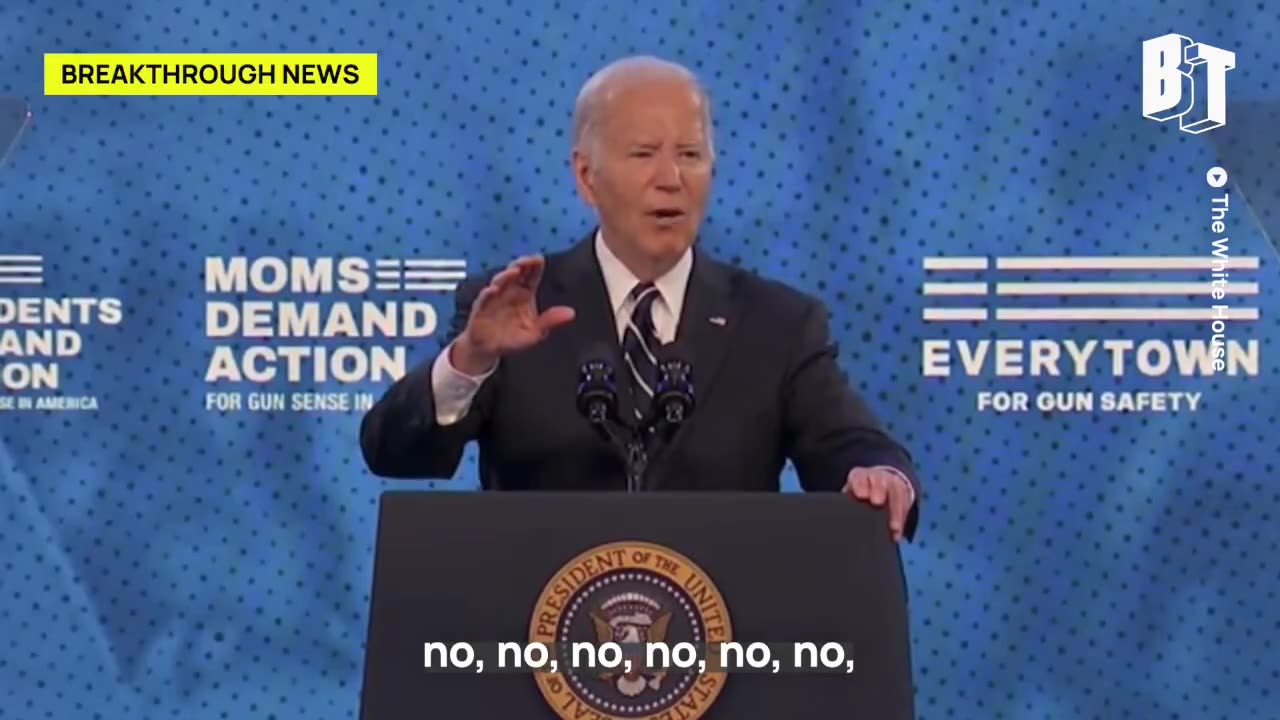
44;53;378;96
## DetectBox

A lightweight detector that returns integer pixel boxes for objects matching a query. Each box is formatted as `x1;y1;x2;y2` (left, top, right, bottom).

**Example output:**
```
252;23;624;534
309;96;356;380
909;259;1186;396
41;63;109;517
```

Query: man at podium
359;56;922;541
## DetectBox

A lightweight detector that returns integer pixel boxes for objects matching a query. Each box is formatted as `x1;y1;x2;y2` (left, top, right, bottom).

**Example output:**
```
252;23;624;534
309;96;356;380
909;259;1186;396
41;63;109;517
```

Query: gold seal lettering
529;541;731;720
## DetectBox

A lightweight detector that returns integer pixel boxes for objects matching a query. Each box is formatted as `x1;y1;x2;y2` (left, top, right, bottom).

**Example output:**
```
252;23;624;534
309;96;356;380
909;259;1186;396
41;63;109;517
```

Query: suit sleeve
782;298;922;539
358;274;497;478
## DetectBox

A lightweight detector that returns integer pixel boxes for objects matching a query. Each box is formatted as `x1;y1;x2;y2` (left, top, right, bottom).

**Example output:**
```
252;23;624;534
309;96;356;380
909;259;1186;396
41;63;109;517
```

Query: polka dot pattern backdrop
1;1;1277;718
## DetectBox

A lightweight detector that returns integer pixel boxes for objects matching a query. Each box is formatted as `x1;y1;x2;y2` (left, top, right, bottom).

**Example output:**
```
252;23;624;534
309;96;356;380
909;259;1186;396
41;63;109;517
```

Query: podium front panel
360;491;914;719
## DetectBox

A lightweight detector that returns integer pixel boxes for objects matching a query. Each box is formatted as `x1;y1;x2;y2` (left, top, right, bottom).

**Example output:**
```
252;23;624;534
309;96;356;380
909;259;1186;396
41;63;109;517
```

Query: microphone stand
585;401;647;493
624;435;648;493
578;357;693;493
578;359;648;492
633;359;695;491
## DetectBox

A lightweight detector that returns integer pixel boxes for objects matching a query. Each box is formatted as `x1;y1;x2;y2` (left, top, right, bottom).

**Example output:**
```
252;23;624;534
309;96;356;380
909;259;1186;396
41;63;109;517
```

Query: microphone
576;352;645;492
652;357;694;428
575;347;693;493
576;358;618;427
634;349;694;493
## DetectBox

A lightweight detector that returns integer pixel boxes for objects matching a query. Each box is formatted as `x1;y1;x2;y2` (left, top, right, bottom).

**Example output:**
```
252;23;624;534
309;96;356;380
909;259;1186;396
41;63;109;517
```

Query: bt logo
1142;34;1236;134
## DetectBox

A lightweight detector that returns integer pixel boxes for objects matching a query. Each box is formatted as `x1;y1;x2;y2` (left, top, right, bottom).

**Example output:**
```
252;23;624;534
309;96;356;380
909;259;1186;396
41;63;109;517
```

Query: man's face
574;75;713;272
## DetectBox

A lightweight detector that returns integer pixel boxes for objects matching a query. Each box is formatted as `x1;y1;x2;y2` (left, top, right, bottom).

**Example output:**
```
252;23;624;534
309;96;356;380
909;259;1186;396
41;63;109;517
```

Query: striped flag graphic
373;258;467;292
0;254;42;286
922;255;1263;322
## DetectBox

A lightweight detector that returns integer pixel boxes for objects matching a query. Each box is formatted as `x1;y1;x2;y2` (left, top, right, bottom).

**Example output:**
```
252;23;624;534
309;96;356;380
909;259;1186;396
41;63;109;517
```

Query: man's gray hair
571;55;715;162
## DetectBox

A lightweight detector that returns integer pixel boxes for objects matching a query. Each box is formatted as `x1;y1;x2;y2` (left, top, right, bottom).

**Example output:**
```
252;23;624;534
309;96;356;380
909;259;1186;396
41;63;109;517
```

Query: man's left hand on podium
844;466;916;542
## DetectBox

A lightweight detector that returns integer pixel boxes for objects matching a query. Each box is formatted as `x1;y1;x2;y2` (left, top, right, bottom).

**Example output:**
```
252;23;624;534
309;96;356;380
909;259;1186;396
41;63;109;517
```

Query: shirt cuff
872;465;916;505
430;341;497;425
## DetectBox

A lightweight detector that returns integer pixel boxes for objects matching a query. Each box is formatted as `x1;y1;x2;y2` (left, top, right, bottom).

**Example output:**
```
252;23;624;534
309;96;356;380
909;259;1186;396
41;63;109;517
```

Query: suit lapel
664;248;736;449
542;232;638;425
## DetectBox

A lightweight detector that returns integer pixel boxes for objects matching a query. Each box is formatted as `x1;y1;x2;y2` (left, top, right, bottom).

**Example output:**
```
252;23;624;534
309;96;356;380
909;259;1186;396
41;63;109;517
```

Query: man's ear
571;147;598;208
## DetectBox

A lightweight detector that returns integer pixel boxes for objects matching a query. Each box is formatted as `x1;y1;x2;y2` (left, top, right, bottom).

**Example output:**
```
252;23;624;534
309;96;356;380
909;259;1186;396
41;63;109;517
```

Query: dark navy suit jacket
359;232;922;538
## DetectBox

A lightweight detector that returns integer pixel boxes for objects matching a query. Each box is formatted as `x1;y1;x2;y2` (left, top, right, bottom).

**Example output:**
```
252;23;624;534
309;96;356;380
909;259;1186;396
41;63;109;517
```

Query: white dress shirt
427;232;913;505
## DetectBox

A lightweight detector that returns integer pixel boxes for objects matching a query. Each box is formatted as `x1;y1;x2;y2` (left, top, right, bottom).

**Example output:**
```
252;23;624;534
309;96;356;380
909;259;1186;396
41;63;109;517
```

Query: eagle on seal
590;592;673;697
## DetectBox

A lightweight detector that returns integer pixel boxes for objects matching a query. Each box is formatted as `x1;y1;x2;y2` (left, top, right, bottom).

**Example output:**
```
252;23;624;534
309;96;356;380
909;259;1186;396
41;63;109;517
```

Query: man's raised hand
450;255;575;375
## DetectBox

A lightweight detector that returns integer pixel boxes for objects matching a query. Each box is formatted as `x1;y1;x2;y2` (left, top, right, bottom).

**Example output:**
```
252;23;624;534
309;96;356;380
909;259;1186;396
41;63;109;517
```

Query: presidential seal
529;541;732;720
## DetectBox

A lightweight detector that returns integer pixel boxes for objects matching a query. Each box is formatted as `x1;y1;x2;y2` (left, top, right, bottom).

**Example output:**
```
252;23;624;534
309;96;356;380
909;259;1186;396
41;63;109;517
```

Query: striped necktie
622;281;661;422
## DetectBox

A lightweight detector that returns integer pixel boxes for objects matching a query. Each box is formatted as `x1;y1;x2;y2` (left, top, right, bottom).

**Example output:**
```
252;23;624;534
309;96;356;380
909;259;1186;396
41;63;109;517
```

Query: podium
360;491;915;718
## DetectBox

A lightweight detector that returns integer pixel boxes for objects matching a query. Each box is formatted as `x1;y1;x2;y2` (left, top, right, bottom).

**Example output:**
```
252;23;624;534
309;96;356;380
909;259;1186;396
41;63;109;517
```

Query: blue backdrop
1;1;1277;718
